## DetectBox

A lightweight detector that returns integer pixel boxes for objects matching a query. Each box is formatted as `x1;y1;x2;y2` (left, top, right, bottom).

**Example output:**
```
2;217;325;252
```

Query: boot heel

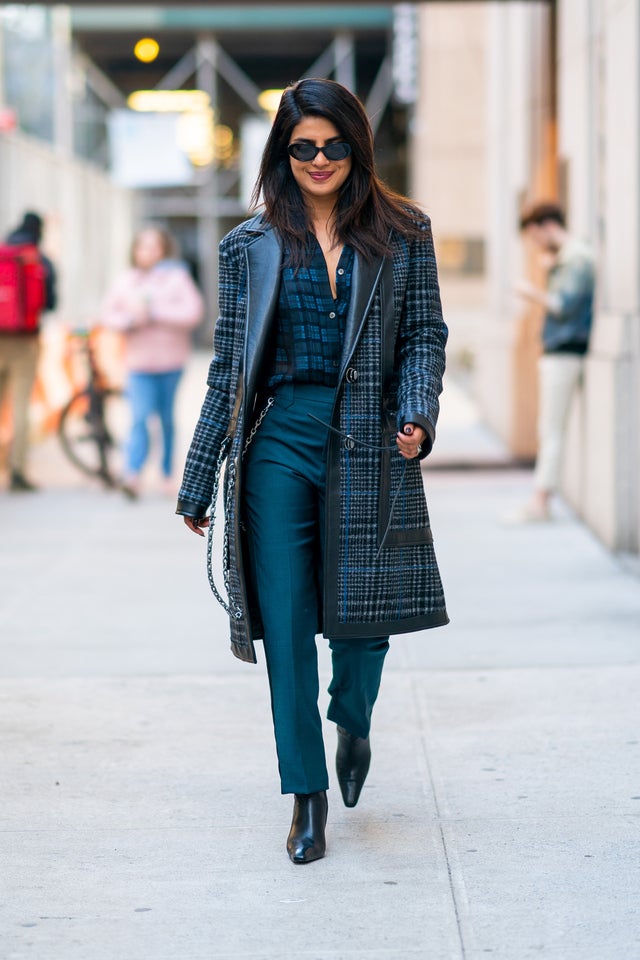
286;791;328;864
336;726;371;808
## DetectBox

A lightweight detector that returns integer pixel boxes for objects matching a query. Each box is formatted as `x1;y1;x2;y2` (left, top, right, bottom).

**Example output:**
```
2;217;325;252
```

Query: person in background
100;226;204;499
0;211;57;492
177;79;448;865
514;201;595;521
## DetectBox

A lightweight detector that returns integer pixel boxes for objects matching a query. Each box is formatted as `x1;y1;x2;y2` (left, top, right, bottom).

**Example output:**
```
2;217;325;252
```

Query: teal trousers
243;383;389;795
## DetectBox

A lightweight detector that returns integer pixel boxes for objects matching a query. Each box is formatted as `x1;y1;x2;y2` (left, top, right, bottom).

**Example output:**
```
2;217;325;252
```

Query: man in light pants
515;202;595;521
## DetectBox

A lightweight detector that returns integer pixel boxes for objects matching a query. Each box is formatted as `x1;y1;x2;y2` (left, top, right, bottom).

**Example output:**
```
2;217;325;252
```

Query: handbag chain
242;396;275;459
206;395;275;619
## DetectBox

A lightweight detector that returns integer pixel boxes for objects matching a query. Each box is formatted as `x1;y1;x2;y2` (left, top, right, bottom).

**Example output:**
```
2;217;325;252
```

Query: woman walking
177;79;448;863
101;226;204;497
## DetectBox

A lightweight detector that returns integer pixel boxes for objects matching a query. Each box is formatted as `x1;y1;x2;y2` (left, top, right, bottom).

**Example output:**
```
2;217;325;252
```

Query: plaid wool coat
177;213;449;663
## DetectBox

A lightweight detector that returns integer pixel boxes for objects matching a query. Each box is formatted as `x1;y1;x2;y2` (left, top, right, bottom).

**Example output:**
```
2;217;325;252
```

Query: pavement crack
410;674;470;960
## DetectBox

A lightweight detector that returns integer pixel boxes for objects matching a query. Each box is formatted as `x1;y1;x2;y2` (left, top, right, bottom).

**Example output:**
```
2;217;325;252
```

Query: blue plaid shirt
268;237;354;389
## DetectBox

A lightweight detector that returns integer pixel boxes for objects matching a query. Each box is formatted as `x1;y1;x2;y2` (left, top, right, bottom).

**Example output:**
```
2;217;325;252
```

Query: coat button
329;311;336;319
344;436;356;450
345;367;358;383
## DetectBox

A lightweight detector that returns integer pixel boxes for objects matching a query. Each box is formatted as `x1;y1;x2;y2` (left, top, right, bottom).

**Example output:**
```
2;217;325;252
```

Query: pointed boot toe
286;791;328;864
336;726;371;808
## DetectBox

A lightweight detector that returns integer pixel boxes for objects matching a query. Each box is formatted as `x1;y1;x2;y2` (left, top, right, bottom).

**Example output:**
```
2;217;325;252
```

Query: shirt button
329;311;336;319
337;268;344;275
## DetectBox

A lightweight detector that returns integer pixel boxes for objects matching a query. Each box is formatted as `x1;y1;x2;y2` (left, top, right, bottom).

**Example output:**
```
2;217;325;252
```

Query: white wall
477;1;553;456
411;2;489;366
0;129;136;328
558;0;640;552
0;131;137;436
481;2;527;442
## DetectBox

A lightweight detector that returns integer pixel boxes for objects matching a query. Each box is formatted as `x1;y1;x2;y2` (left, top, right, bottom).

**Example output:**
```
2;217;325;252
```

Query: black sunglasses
287;141;352;162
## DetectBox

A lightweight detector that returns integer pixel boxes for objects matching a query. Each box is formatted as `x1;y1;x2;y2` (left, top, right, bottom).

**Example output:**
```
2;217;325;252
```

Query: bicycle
57;329;128;487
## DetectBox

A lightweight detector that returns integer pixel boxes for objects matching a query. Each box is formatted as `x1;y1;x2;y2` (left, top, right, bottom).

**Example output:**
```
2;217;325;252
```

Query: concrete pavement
1;357;639;960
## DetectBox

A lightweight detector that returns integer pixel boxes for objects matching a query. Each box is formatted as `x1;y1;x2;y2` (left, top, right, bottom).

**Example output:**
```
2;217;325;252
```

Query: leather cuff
175;497;209;519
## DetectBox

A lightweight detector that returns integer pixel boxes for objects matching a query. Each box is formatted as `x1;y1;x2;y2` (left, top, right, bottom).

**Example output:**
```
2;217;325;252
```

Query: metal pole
196;35;219;342
334;32;355;91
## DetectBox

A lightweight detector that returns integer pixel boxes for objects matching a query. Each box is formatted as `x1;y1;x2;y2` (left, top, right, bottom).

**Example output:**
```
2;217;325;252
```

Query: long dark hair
251;78;424;265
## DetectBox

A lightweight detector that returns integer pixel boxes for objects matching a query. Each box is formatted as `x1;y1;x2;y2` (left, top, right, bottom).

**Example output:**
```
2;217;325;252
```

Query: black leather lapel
339;251;386;380
380;256;396;394
243;228;282;418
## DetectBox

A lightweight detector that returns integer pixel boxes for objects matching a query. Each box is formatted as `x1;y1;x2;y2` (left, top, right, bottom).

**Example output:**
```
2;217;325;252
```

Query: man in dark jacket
514;201;595;521
0;211;57;491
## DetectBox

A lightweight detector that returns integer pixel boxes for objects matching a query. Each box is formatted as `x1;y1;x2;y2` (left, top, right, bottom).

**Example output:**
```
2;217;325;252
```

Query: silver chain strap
242;396;274;459
206;435;243;619
205;396;274;619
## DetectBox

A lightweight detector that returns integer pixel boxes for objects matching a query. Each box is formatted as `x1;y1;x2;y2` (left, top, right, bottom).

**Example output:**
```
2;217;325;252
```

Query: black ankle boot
336;726;371;808
286;791;328;864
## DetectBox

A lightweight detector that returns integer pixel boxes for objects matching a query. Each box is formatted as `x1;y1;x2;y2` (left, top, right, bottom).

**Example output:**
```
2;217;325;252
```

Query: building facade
0;6;135;327
412;0;640;557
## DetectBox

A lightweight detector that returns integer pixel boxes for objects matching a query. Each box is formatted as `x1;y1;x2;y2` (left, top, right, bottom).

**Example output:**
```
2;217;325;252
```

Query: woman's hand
396;424;427;460
184;516;210;537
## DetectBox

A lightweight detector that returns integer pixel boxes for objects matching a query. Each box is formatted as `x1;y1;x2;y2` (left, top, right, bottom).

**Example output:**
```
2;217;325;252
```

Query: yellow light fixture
134;38;160;64
214;124;235;164
177;109;215;167
127;88;231;168
258;88;285;116
127;89;211;113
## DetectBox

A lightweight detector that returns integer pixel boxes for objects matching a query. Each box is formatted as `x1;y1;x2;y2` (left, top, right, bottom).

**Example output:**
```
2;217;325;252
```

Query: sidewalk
1;359;639;960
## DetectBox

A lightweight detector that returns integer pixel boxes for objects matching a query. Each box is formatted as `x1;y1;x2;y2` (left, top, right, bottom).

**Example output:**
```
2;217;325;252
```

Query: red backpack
0;243;47;333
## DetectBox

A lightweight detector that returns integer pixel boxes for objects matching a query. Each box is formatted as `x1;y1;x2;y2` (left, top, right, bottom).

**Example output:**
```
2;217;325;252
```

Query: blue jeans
243;383;389;795
126;370;182;477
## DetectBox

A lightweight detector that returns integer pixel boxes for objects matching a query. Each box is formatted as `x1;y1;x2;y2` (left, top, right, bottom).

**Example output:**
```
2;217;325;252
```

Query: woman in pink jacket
101;226;204;497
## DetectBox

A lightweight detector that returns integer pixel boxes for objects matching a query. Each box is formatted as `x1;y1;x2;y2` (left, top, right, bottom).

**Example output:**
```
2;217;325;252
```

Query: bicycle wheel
58;387;129;485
